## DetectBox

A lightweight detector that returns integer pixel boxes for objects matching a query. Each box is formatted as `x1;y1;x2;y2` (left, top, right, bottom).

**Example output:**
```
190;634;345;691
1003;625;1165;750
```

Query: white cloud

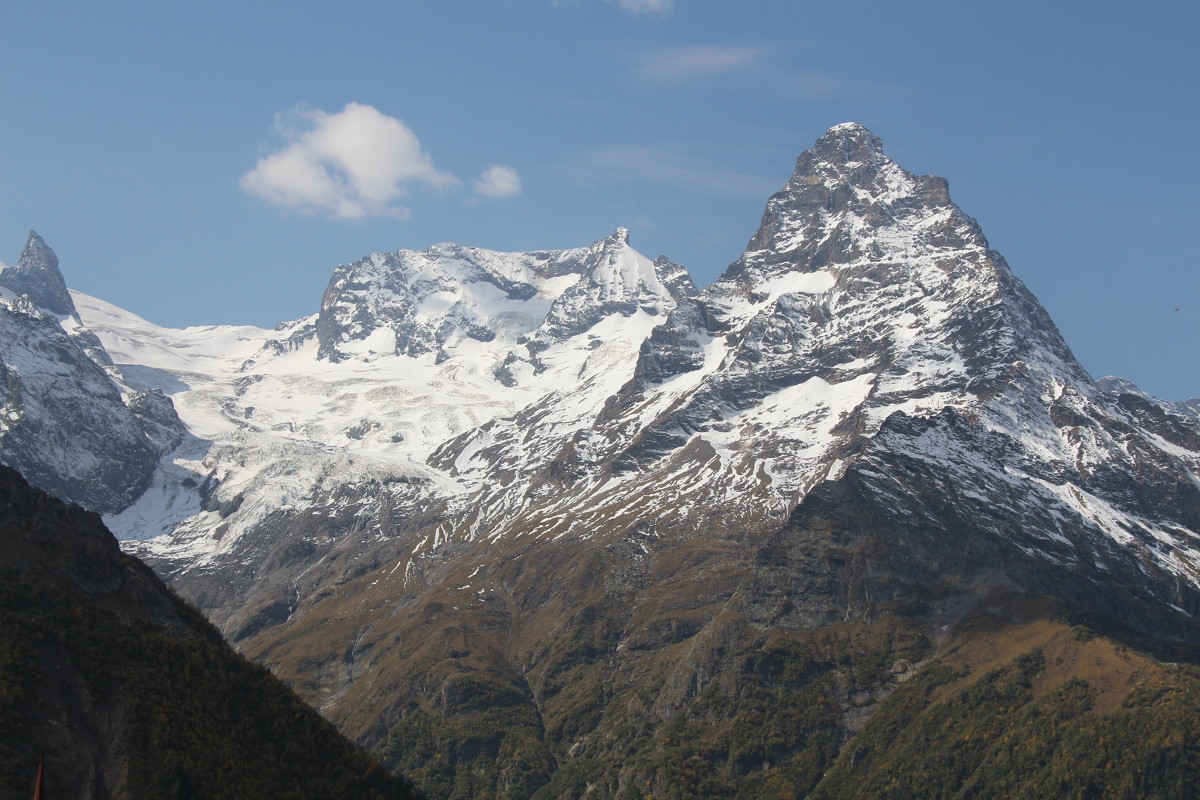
474;164;522;198
615;0;673;13
633;45;768;84
240;102;457;219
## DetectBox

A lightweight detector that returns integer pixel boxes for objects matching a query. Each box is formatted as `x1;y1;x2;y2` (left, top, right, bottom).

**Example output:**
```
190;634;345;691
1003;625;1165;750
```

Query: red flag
32;748;44;800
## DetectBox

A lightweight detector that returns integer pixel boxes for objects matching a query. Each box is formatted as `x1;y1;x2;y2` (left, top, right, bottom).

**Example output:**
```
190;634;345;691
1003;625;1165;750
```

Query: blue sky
2;0;1197;399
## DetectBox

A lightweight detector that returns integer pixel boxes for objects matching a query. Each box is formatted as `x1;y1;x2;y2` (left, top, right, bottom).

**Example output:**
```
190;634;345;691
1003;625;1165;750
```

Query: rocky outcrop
0;236;183;514
0;230;76;316
314;240;580;361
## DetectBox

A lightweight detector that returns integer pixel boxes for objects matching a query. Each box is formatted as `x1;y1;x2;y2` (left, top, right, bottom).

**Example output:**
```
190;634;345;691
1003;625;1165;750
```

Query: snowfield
58;124;1200;602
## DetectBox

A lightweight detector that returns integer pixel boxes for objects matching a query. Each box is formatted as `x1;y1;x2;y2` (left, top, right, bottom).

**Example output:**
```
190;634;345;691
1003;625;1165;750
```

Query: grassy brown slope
228;446;1200;800
810;592;1200;800
243;521;937;799
251;543;1200;800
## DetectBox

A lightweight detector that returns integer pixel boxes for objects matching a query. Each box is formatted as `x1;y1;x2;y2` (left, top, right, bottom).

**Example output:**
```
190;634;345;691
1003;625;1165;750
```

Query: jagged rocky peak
1098;375;1200;424
653;254;698;301
0;231;186;516
523;228;693;347
314;240;577;361
0;230;77;317
697;122;1088;399
740;122;960;272
568;227;686;304
1096;375;1140;396
315;229;693;362
806;121;886;169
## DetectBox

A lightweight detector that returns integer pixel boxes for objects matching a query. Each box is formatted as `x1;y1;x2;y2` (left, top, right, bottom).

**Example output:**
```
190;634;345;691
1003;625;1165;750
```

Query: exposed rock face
314;227;693;377
0;236;183;514
1099;374;1200;425
315;240;573;362
56;124;1200;797
0;230;76;316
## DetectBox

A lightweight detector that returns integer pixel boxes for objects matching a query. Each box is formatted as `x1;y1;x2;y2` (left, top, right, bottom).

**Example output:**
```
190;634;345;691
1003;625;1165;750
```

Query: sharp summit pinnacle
1;230;77;317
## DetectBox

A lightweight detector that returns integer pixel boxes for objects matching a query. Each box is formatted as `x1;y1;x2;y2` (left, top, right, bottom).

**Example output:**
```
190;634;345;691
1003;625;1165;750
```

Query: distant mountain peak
811;121;885;165
0;230;76;317
1098;375;1200;423
733;122;968;281
19;229;54;265
313;230;683;364
827;120;871;133
1097;375;1139;394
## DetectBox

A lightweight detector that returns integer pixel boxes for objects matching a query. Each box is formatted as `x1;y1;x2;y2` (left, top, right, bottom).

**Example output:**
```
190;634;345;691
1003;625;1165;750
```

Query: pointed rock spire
652;254;697;301
737;123;965;268
1;231;76;316
19;230;57;270
528;229;690;345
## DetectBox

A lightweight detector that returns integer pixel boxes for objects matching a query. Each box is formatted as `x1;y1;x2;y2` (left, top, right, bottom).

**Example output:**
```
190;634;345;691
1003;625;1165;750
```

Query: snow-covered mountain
8;124;1200;796
0;232;184;513
1098;374;1200;424
94;123;1197;597
74;226;692;549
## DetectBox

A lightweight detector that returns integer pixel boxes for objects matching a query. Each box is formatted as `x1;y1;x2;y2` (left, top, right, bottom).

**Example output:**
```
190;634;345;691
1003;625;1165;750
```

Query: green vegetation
596;624;930;800
0;467;423;800
369;609;933;800
371;589;1200;800
811;630;1200;798
377;682;553;800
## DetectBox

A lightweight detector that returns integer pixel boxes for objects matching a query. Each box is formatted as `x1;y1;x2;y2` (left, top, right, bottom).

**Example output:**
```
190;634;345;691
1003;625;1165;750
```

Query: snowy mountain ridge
0;232;183;514
72;226;694;553
37;124;1192;609
5;123;1200;795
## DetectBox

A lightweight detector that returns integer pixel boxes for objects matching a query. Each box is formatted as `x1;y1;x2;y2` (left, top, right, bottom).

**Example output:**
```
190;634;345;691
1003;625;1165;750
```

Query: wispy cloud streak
614;0;673;15
571;144;778;197
633;44;769;84
631;42;880;98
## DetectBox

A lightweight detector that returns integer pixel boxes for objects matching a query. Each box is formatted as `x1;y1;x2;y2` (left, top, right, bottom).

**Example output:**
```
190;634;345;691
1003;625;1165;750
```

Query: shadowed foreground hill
0;465;423;800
